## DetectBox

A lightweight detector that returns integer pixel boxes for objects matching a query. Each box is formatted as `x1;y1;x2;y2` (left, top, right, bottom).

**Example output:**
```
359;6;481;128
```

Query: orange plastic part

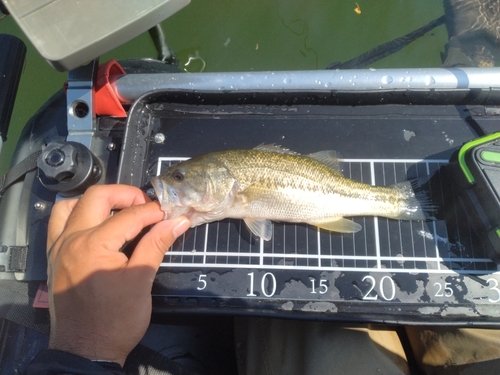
95;60;127;117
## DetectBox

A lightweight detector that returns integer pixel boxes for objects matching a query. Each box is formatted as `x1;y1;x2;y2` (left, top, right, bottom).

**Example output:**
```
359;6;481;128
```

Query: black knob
37;141;102;197
38;142;79;182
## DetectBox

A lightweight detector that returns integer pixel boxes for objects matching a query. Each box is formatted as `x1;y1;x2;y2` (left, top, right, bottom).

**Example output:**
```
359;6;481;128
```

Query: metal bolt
107;142;116;151
92;164;101;177
154;133;165;144
34;202;45;210
146;188;156;198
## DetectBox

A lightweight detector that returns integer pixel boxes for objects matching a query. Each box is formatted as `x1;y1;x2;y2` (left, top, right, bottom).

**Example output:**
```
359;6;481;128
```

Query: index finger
64;185;150;233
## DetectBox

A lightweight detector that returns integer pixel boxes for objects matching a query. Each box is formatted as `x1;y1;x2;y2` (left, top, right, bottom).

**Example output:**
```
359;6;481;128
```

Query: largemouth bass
151;144;433;241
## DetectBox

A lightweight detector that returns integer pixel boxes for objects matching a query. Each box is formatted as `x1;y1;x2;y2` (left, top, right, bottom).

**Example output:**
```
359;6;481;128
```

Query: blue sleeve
25;349;125;375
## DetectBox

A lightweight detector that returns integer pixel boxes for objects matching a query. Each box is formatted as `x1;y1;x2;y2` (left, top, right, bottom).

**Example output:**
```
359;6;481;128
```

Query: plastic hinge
0;245;28;272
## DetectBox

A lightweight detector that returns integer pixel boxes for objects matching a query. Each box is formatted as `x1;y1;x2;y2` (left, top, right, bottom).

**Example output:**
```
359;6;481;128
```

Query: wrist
49;334;128;366
28;349;124;374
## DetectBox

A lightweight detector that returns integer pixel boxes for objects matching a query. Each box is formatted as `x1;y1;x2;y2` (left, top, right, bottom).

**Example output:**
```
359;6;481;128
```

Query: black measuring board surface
118;91;500;325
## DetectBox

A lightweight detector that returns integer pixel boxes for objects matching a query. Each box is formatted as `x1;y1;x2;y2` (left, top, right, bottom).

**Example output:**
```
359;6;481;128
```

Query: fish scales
217;150;405;221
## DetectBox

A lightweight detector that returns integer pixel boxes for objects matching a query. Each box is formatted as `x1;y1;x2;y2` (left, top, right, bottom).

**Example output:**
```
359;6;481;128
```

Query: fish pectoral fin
312;218;362;233
244;218;273;241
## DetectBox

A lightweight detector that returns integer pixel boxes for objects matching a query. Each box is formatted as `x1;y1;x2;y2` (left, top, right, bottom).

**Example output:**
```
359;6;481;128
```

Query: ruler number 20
362;275;396;301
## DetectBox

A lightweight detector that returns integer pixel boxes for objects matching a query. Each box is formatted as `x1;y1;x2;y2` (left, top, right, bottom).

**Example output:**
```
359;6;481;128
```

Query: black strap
124;344;204;375
0;280;50;335
326;15;445;69
0;149;42;197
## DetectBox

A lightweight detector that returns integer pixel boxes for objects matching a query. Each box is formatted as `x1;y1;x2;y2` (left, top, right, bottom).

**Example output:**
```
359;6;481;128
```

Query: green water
0;0;448;175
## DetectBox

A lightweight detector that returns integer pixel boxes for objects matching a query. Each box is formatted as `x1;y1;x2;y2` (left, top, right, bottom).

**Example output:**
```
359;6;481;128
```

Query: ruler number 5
197;274;207;290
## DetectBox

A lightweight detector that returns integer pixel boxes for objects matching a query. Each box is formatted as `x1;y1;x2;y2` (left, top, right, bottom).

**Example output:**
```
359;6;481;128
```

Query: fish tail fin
389;178;437;221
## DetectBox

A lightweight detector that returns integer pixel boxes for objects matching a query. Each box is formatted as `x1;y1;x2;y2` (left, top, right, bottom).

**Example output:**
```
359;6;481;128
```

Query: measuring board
115;96;500;323
151;157;500;323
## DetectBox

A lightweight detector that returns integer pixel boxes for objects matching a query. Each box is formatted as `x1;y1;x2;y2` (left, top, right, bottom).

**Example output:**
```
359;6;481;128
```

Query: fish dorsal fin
244;218;273;241
253;143;299;155
312;218;361;233
307;151;342;172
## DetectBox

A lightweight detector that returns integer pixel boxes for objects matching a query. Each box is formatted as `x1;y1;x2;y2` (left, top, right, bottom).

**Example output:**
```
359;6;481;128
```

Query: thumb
127;216;190;272
47;198;79;250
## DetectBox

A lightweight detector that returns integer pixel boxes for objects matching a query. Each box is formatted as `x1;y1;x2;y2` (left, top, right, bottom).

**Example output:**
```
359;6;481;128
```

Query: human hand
46;184;190;366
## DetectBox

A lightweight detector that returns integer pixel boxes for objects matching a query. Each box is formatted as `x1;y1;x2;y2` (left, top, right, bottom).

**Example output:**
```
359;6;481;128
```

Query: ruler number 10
247;272;277;297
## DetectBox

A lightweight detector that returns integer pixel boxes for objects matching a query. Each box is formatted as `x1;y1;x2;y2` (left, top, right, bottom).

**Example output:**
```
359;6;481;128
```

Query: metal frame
111;67;500;104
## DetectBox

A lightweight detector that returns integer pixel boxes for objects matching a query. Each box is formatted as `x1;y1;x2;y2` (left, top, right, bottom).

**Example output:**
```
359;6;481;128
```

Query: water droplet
381;76;393;84
283;77;292;84
403;130;416;141
353;75;357;79
324;81;332;88
154;133;165;143
396;254;404;265
425;75;435;86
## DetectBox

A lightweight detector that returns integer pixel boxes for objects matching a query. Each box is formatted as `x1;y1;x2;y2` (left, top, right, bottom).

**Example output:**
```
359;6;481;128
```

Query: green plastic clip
458;132;500;184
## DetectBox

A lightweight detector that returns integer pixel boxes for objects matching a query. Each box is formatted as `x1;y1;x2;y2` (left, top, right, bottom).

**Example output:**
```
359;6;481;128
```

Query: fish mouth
150;176;181;217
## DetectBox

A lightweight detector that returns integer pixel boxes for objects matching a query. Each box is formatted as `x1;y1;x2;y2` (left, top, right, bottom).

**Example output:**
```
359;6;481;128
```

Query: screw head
45;149;65;167
107;143;116;151
92;164;101;177
34;202;45;210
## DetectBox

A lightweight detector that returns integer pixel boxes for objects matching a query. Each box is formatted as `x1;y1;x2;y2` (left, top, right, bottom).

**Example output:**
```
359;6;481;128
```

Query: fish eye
172;169;184;181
